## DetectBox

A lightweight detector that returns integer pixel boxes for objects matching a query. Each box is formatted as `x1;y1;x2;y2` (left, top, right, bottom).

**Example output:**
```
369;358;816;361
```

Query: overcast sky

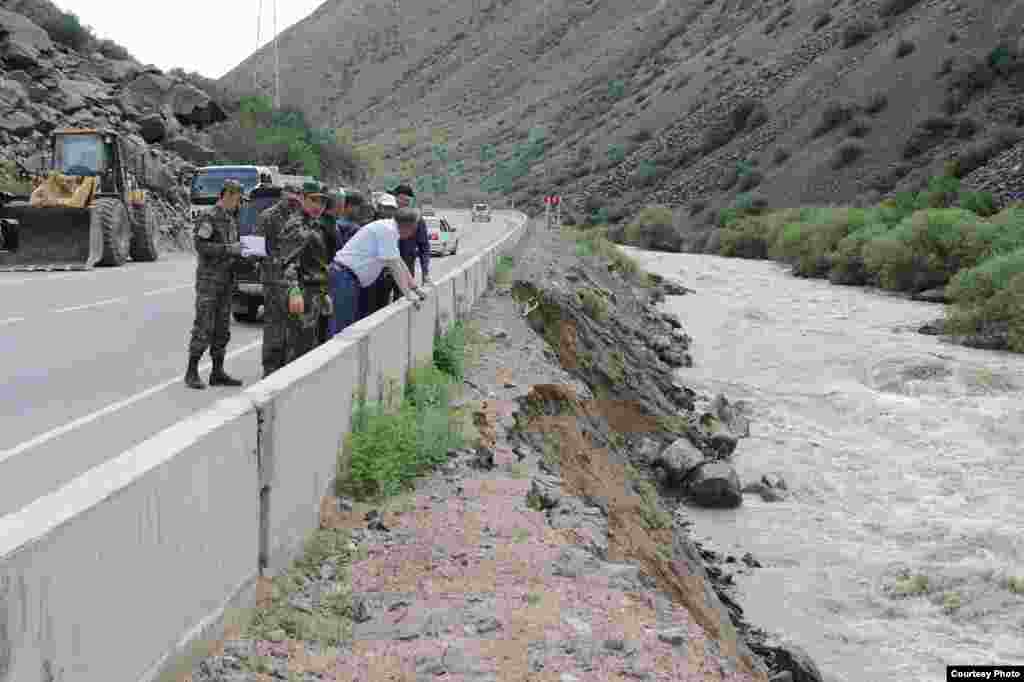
51;0;324;78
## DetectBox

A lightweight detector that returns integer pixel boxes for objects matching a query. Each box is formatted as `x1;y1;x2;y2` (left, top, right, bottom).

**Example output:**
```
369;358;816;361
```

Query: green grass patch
433;320;467;380
508;462;529;478
494;254;515;286
338;322;469;500
245;528;356;646
567;227;646;284
625;464;672;531
577;288;608;320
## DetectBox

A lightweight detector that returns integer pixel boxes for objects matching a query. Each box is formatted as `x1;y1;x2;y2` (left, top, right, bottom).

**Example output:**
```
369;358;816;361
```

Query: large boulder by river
687;460;743;508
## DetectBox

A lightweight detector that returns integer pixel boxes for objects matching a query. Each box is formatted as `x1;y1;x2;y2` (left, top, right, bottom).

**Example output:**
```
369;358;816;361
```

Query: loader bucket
0;203;101;271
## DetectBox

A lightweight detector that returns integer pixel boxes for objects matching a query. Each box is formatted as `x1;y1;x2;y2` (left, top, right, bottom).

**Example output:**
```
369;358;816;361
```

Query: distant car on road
471;203;491;222
426;215;459;256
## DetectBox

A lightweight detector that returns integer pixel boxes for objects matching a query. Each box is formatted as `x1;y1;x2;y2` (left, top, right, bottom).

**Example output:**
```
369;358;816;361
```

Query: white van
471;203;491;222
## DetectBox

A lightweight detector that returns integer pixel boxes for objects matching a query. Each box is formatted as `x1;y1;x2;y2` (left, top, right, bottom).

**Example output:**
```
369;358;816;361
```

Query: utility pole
255;0;262;93
273;0;280;108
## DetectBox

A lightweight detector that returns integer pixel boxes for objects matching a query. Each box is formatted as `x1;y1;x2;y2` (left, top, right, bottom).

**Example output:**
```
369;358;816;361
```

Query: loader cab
50;129;139;198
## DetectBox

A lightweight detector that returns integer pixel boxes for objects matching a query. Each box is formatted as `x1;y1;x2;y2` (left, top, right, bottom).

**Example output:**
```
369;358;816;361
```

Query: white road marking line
0;339;263;464
0;224;510;462
51;284;192;313
0;316;25;326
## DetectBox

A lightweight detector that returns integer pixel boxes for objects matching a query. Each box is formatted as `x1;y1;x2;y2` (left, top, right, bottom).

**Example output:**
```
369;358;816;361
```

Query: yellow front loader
0;128;159;271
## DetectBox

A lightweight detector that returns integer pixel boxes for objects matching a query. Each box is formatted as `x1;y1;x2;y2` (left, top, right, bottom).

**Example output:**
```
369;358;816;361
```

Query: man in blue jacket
391;184;431;292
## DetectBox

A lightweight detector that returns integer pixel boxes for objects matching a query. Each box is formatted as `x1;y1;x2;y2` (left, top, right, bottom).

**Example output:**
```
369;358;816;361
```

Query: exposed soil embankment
499;223;824;681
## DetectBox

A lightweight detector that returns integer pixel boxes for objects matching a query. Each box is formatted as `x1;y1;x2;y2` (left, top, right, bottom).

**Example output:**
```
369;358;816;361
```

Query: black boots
185;355;205;389
209;355;243;387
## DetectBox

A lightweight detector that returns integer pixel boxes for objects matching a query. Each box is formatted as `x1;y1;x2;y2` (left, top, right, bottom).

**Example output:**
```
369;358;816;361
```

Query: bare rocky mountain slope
223;0;1024;220
1;0;234;248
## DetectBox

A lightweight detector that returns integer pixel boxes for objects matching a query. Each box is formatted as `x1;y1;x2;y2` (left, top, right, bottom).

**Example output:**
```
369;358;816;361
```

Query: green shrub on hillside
717;193;769;230
895;40;916;59
832;140;865;169
865;93;889;115
828;220;899;285
210;94;360;179
812;13;832;30
95;38;132;61
624;206;681;251
918;173;961;208
862;209;992;291
958;191;998;217
982;207;1024;253
948;248;1024;304
814;102;856;137
718;209;802;259
951;127;1023;178
842;21;878;49
774;208;870;277
908;208;991;271
879;0;923;17
700;98;768;154
861;223;919;290
946;249;1024;351
42;11;93;52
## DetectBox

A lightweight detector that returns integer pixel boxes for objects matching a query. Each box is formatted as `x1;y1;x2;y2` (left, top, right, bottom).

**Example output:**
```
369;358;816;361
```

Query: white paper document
240;236;266;257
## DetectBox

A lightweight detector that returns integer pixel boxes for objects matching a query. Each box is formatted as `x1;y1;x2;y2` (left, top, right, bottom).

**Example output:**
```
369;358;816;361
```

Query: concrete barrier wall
0;212;530;682
0;396;259;682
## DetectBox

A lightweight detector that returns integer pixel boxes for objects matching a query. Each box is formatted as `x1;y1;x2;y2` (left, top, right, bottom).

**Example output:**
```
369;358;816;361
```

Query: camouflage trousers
188;274;233;358
262;284;322;378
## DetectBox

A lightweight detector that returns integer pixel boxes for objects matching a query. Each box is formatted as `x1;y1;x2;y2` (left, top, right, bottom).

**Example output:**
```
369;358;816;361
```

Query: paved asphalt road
0;209;517;517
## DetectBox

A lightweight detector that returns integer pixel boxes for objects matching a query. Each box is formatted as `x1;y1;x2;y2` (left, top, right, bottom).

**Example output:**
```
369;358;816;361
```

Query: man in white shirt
327;206;429;338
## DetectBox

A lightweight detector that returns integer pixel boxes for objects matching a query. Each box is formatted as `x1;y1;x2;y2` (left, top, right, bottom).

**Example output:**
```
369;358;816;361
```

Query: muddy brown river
626;248;1024;681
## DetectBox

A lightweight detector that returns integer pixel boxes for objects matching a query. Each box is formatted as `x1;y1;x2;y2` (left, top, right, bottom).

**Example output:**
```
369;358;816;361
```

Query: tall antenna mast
273;0;280;108
255;0;262;93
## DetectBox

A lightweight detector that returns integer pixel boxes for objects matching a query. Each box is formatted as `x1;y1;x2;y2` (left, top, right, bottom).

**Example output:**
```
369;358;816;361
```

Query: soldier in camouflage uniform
261;182;330;375
256;185;303;377
316;189;341;345
185;178;245;389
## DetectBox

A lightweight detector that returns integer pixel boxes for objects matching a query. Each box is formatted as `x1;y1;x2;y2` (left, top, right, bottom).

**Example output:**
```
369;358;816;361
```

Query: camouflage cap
222;178;243;193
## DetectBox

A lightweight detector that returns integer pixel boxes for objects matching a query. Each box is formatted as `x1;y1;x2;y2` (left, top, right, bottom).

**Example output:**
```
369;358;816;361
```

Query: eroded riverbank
626;247;1024;681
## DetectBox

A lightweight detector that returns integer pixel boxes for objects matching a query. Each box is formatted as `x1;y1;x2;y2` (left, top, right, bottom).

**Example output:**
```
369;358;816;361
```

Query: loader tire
129;200;159;262
94;198;130;266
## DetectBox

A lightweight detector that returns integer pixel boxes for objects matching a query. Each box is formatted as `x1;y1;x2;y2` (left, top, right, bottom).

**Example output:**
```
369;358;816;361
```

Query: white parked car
426;216;459;256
